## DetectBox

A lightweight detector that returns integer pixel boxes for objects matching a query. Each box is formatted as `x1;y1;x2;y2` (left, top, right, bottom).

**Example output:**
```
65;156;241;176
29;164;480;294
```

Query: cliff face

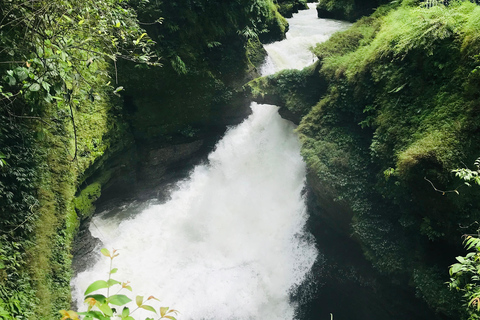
248;1;480;318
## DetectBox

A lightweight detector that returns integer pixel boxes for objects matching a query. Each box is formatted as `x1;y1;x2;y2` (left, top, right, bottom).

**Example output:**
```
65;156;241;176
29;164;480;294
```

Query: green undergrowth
0;0;142;318
245;62;326;122
277;0;308;18
254;1;480;317
316;0;393;21
117;0;296;144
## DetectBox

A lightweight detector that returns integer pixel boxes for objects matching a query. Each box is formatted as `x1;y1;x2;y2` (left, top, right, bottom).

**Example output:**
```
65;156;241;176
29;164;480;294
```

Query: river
72;4;350;320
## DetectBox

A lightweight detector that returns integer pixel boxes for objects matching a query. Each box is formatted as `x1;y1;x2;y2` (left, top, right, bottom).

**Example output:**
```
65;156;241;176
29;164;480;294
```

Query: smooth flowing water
72;4;349;320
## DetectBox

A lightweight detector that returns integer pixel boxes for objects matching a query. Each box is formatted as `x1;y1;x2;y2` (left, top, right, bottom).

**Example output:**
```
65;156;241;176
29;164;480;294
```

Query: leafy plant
60;249;178;320
449;236;480;319
453;157;480;187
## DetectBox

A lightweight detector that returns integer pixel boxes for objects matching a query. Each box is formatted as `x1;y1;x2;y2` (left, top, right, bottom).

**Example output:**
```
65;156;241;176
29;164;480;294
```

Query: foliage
277;0;308;18
0;0;158;119
0;0;296;319
73;182;102;219
453;157;480;187
245;62;325;122
113;0;294;142
449;236;480;319
252;0;480;317
316;0;392;21
0;0;156;319
60;249;179;320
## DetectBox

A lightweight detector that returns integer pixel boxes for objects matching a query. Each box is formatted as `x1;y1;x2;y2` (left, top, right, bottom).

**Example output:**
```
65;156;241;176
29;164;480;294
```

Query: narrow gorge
72;6;344;319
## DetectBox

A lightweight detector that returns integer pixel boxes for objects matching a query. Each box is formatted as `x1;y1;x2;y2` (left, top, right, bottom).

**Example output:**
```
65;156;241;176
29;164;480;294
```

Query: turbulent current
72;4;349;320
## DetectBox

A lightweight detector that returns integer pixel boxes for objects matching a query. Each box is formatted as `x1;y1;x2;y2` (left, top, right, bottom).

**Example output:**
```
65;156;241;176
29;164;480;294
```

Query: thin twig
424;177;461;195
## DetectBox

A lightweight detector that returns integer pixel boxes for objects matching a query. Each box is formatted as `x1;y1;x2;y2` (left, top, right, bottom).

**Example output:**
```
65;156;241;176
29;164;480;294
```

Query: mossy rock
73;182;102;219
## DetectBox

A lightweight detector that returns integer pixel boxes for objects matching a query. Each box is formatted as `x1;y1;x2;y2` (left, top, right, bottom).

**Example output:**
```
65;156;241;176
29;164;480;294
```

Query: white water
261;3;350;75
72;4;349;320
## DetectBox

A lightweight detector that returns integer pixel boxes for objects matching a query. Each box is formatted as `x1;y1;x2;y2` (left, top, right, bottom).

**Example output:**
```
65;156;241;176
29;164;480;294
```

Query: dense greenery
0;0;152;318
115;0;292;145
0;0;299;319
449;236;480;320
249;0;480;318
316;0;391;21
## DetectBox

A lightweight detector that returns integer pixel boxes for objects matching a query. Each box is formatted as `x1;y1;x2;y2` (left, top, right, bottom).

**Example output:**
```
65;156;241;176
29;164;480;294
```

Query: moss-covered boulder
245;62;326;123
316;0;392;21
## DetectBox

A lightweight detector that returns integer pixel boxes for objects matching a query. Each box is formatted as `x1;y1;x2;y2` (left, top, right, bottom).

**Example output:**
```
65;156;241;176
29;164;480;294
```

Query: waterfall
72;4;350;320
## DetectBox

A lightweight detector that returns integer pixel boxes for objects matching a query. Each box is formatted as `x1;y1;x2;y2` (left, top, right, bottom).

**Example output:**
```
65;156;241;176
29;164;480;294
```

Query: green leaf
100;248;111;257
108;294;131;306
85;294;107;304
136;295;143;307
107;279;121;287
15;68;28;81
78;311;109;320
29;83;41;92
122;307;130;317
140;305;157;314
7;76;16;86
134;33;147;45
160;307;169;317
164;316;177;320
97;303;113;316
113;86;124;93
41;81;51;92
450;263;463;276
110;268;118;274
84;280;109;295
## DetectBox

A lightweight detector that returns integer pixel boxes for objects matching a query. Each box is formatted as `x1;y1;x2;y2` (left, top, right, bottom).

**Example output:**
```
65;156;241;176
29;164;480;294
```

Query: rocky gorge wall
0;1;303;319
247;1;480;318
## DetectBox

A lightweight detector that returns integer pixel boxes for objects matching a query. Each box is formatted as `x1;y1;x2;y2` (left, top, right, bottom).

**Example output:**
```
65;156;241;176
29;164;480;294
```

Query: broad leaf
84;280;108;295
29;83;40;91
122;307;130;317
108;294;132;306
136;295;143;307
160;307;169;317
85;294;107;304
97;303;113;317
140;305;157;314
450;263;463;276
78;311;109;320
107;279;121;286
100;248;110;257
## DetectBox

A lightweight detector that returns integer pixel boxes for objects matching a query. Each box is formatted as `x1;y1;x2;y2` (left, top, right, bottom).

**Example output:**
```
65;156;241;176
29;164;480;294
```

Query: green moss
245;62;326;122
277;0;308;18
316;0;392;21
246;37;268;69
258;1;480;317
73;182;102;219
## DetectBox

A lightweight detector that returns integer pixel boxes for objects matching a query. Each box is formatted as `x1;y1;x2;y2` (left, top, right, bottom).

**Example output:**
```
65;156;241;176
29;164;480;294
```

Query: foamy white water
261;3;351;75
72;5;350;320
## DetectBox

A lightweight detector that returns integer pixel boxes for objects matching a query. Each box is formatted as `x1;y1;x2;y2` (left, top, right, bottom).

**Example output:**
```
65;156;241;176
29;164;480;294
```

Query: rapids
72;4;349;319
